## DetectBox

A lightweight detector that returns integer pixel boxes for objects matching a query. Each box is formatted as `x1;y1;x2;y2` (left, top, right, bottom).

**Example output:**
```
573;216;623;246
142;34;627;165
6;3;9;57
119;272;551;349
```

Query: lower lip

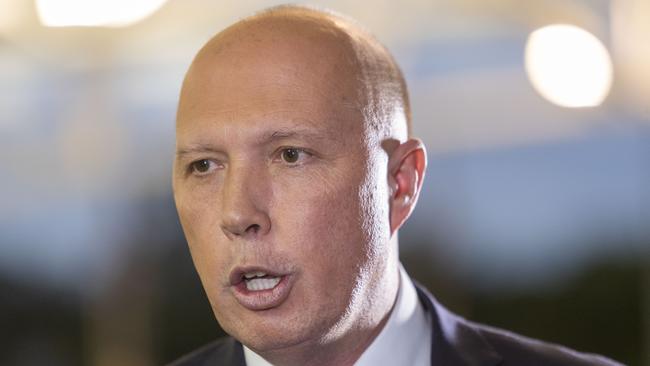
232;275;293;311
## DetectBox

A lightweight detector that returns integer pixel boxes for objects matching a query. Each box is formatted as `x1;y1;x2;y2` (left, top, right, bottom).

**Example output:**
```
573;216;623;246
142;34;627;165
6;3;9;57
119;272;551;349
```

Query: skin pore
173;6;426;366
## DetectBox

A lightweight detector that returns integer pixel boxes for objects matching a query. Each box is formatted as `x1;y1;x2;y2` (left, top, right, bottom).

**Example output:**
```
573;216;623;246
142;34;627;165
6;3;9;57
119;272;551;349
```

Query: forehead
176;17;367;143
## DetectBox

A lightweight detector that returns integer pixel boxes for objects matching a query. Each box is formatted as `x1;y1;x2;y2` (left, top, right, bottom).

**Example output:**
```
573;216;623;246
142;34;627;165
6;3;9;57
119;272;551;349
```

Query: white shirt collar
243;265;431;366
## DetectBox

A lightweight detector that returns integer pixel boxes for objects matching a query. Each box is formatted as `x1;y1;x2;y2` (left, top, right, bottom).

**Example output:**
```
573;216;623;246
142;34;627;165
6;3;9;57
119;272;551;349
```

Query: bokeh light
525;24;613;108
35;0;168;27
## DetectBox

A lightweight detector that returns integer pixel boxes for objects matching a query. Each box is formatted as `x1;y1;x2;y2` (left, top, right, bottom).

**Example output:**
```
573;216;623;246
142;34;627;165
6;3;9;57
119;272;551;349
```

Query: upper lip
229;266;288;286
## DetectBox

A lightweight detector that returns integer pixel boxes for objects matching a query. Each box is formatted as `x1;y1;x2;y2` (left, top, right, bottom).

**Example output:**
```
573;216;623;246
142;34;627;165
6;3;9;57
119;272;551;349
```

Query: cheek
176;190;215;252
357;157;392;254
174;174;225;243
271;158;390;272
174;184;229;289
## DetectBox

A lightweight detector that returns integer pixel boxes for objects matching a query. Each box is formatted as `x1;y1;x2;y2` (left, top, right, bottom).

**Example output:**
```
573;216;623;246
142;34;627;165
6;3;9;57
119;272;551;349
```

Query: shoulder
166;336;245;366
412;281;624;366
473;321;623;366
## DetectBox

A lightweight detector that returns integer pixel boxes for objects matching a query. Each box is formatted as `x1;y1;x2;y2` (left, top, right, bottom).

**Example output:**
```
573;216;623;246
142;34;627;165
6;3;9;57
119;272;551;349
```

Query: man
171;5;621;366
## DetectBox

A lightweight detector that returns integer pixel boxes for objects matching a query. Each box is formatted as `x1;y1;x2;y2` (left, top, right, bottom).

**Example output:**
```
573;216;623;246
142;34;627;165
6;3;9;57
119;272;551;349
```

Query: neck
260;311;393;366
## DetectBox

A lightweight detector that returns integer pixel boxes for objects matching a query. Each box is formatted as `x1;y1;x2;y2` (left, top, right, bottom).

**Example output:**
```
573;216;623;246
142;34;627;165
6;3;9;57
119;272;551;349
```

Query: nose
220;163;271;240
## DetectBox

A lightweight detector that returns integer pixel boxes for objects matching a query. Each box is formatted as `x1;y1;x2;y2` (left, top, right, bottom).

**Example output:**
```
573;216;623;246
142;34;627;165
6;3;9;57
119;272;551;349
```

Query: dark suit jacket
168;283;623;366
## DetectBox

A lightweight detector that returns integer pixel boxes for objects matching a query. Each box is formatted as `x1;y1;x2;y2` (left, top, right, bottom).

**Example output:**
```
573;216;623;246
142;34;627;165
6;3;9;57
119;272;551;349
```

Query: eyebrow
260;127;330;144
175;127;333;159
175;145;223;159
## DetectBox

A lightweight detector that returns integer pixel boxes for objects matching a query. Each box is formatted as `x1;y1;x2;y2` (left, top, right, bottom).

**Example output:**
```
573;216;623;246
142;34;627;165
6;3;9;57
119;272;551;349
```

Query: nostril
246;224;261;233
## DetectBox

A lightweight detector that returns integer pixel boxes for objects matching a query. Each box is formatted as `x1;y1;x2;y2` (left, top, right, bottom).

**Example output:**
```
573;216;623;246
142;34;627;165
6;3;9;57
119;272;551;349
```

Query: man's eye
189;159;214;175
279;148;311;165
281;148;300;163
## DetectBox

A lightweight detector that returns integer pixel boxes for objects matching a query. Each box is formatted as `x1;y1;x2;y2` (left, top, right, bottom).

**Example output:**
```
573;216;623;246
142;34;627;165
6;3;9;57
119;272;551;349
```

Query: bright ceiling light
525;24;613;108
35;0;168;27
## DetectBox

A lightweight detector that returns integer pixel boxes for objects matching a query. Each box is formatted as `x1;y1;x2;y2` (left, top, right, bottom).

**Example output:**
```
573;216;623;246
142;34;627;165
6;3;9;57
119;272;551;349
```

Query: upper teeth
245;276;280;291
244;271;267;279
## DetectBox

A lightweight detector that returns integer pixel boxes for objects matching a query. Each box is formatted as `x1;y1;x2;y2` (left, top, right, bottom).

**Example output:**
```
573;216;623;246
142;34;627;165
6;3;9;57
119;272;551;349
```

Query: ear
387;138;427;236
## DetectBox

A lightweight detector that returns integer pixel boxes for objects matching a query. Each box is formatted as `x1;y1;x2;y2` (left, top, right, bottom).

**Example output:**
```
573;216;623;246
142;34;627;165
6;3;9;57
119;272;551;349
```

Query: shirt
243;265;432;366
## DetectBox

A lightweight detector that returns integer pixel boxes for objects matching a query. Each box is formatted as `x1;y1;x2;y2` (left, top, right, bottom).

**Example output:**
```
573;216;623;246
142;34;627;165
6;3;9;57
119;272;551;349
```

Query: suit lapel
414;283;503;366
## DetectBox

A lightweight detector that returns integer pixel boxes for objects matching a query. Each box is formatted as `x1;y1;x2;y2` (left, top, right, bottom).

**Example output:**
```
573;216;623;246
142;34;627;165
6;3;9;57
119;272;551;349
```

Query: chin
227;320;317;353
217;303;338;353
240;331;302;352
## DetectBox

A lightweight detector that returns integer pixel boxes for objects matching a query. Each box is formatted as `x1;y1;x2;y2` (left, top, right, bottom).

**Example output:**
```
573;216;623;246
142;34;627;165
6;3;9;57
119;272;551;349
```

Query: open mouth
243;271;282;291
230;267;294;310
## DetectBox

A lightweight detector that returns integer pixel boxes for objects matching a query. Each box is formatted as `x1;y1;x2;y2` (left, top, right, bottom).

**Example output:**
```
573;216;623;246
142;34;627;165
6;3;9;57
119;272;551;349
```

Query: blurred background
0;0;648;365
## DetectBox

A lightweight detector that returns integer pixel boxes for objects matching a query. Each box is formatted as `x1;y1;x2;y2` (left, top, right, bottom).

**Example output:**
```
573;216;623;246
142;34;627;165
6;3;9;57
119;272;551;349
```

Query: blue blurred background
0;1;648;365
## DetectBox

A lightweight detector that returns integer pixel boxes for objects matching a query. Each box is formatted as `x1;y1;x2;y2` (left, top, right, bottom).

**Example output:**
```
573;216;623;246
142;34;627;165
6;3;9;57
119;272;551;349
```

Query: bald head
179;5;411;141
